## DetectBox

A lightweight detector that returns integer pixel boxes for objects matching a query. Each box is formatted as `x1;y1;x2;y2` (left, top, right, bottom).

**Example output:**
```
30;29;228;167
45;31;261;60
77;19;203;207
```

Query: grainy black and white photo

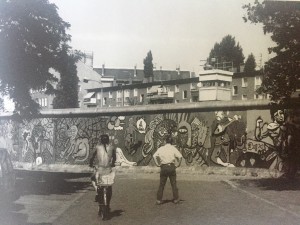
1;0;300;224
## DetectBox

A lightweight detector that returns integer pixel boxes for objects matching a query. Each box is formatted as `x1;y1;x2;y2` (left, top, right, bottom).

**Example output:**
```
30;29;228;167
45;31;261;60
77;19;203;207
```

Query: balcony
147;91;174;104
199;87;231;101
83;97;97;105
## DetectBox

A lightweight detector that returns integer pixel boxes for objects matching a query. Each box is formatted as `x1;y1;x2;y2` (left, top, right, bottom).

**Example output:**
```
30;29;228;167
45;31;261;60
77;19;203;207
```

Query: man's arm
152;151;161;167
174;147;183;168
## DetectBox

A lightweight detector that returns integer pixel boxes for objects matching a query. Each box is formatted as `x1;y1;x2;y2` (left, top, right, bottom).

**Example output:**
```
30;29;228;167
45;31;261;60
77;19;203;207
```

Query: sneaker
156;200;162;205
173;199;180;204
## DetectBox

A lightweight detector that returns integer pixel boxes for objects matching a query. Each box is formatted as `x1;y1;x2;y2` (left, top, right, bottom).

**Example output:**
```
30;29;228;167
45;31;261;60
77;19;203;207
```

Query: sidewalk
13;161;283;179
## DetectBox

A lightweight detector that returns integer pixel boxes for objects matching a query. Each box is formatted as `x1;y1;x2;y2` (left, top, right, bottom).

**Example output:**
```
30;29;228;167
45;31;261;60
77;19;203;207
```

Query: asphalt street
1;172;300;225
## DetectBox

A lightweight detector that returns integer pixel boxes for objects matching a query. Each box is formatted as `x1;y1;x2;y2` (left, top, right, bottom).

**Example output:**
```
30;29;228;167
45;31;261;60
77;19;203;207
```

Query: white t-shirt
153;143;182;165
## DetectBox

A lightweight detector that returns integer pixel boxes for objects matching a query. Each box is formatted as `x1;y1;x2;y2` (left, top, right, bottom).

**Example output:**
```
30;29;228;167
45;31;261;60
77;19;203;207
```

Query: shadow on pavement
0;172;91;225
110;209;125;219
231;177;300;191
0;201;28;225
14;172;91;198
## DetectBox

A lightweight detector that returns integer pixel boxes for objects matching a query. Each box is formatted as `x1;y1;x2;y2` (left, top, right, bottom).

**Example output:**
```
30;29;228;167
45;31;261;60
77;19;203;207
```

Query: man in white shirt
153;135;183;205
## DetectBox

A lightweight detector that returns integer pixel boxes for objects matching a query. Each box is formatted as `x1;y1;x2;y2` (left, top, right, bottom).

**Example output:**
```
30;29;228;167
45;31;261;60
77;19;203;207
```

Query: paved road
1;172;300;225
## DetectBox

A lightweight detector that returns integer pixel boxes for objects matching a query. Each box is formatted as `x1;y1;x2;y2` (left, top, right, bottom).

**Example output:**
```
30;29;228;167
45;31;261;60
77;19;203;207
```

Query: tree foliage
52;47;81;109
208;35;245;71
243;1;300;102
143;51;154;78
244;53;257;73
0;0;73;117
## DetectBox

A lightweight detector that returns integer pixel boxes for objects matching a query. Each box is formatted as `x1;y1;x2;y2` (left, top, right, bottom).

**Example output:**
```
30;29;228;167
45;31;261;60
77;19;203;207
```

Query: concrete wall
0;100;298;170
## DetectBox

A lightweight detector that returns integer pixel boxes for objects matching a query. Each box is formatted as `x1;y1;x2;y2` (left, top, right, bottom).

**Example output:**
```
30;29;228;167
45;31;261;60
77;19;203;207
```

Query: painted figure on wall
124;117;142;155
22;122;53;164
141;115;177;165
60;125;90;164
0;121;17;159
210;111;240;167
176;114;210;166
255;107;288;156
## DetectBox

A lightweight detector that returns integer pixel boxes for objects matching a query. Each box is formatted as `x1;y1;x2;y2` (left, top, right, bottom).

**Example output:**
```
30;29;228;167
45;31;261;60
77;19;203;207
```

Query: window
140;94;144;103
191;83;197;90
183;90;188;99
133;88;138;97
96;92;102;99
242;78;248;87
242;94;247;100
38;98;48;107
255;76;262;86
175;85;179;93
233;86;238;95
117;90;122;98
254;94;264;100
124;90;130;98
103;97;107;105
109;91;113;99
175;99;179;104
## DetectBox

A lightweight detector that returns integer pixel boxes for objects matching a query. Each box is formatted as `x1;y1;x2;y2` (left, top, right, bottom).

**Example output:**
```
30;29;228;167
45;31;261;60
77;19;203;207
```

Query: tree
243;1;300;102
244;53;257;73
0;0;72;117
143;51;154;78
208;35;245;71
52;47;81;109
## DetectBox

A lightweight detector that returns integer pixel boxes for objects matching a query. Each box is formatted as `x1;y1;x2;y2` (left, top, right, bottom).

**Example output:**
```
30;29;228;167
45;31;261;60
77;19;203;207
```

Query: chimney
102;64;105;76
176;66;180;75
134;65;137;77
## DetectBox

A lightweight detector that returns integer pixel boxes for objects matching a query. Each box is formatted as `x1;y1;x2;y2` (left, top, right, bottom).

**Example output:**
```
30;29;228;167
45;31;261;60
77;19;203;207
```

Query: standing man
153;135;183;205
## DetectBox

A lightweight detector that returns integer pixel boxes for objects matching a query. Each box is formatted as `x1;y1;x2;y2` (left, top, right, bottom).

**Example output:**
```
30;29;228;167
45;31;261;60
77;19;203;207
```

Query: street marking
223;180;300;219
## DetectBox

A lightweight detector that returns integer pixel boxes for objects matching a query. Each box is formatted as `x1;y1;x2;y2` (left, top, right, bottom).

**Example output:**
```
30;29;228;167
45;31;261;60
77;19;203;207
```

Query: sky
3;0;275;111
49;0;275;72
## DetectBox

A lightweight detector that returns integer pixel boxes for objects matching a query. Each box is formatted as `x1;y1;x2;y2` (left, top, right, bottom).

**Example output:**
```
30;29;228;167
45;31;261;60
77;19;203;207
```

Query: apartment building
231;71;268;100
84;67;271;107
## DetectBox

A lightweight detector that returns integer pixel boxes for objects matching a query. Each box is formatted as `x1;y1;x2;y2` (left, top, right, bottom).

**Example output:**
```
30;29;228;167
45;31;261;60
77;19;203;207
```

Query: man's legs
169;165;179;202
157;166;168;202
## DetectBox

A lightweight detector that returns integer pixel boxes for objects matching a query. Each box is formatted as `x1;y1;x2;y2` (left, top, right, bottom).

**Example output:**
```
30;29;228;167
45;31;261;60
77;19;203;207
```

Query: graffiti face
215;111;226;121
67;125;78;140
137;118;146;134
154;119;177;141
177;121;191;148
273;110;285;124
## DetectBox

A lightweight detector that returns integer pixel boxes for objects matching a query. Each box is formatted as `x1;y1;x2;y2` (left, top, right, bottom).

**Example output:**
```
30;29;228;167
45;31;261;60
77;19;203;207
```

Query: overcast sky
49;0;275;72
49;0;274;71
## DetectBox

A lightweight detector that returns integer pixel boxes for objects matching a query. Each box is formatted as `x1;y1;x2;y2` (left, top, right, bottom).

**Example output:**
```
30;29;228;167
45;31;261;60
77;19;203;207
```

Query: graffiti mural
20;118;54;164
0;120;18;160
1;104;298;170
236;106;288;172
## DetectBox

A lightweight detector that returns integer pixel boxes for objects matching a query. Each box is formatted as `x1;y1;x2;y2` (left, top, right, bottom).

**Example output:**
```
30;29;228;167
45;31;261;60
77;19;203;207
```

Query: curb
13;162;283;179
